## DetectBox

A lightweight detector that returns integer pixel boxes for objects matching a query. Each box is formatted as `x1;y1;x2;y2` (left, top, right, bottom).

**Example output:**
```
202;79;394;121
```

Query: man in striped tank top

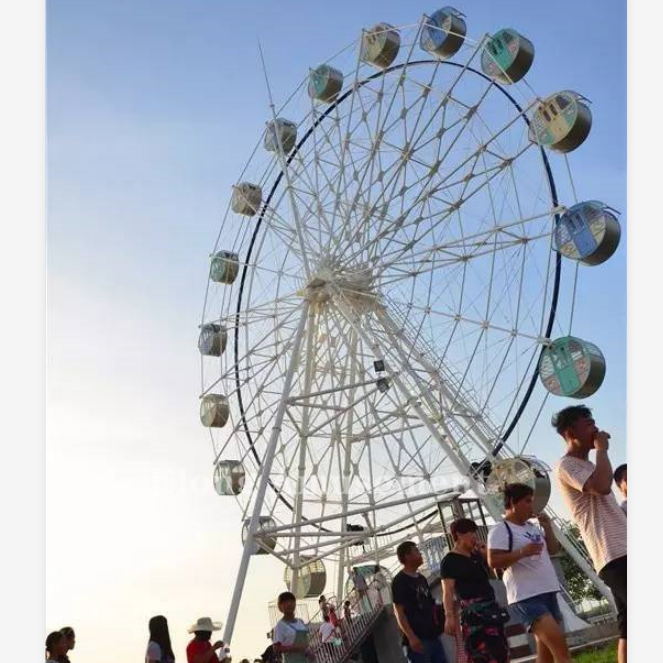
552;405;627;663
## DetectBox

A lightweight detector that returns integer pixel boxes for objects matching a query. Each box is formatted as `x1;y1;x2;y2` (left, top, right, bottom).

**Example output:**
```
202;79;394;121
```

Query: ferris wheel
198;8;622;643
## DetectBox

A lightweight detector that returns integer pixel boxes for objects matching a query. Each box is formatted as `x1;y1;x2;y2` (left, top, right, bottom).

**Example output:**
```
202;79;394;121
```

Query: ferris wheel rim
228;58;564;502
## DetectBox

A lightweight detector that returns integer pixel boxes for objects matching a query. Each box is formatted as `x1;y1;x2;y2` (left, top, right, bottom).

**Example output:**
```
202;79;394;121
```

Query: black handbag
461;600;510;627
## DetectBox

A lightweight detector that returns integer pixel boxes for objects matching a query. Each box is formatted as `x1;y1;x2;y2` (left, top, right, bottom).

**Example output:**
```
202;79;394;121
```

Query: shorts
599;555;627;639
511;592;563;632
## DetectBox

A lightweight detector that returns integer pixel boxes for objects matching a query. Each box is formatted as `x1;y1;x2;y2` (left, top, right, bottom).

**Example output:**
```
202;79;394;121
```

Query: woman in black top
441;519;509;663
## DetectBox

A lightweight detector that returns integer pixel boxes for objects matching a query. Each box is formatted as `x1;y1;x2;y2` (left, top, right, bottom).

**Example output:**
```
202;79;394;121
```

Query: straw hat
188;617;223;634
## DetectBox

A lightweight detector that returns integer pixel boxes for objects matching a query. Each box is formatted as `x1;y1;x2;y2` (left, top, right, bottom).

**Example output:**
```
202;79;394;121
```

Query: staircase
307;588;385;663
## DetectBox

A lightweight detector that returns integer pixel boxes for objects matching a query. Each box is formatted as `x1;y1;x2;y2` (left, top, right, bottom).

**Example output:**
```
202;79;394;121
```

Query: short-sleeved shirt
319;621;336;643
487;521;559;604
391;570;439;644
554;455;628;572
273;618;309;663
187;639;211;663
440;552;495;601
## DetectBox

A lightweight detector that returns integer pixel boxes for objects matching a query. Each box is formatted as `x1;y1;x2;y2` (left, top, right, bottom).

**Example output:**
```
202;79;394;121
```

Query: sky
46;1;626;662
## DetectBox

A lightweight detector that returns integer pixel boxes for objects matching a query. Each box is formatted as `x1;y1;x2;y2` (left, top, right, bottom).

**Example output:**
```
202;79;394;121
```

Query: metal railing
307;587;385;663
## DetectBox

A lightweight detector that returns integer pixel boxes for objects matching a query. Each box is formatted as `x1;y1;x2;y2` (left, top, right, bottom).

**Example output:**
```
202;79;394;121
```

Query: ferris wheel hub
298;260;378;312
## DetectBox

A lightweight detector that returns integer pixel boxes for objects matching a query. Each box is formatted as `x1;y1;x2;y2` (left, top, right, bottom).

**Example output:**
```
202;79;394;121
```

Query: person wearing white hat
186;617;229;663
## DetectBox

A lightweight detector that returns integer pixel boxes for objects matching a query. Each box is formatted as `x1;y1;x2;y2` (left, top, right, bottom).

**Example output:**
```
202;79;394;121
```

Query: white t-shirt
319;621;336;643
273;618;308;647
487;520;560;604
146;641;162;663
554;456;627;572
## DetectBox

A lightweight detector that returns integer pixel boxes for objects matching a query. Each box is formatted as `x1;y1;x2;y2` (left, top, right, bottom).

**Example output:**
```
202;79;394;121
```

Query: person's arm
487;543;542;570
441;578;458;635
537;513;560;555
582;433;613;495
393;603;423;653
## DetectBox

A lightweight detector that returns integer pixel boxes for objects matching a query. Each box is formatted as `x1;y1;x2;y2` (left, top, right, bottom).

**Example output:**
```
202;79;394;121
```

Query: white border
0;0;45;658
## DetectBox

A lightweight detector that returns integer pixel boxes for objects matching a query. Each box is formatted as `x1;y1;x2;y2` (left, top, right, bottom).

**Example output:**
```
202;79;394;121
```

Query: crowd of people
48;406;626;663
390;405;627;663
45;627;75;662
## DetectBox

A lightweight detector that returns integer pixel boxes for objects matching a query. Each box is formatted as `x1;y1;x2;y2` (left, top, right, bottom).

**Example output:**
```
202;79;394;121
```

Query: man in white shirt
552;405;627;663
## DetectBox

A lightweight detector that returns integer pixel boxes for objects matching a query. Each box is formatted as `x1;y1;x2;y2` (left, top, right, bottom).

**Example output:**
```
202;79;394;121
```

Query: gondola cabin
200;393;230;428
231;182;262;216
242;516;277;555
485;457;551;514
554;201;621;266
265;118;298;154
361;23;401;69
528;91;592;153
213;460;246;496
198;323;228;357
283;557;327;599
308;65;344;103
419;7;467;59
539;336;606;398
210;250;240;285
481;28;534;84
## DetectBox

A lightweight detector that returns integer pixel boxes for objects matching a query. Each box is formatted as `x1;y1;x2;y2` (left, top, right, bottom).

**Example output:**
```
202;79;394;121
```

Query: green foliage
558;521;603;603
572;641;617;662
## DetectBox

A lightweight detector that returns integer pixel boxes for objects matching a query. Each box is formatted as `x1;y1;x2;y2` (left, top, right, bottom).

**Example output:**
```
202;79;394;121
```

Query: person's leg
530;614;571;663
599;557;627;663
533;635;554;663
422;637;447;663
618;638;627;663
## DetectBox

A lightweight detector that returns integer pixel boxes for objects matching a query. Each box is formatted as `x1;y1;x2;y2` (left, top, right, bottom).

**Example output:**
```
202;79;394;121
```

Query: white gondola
528;91;592;153
419;7;466;59
554;201;621;266
308;65;344;103
485;457;552;514
213;460;246;496
539;336;606;398
242;516;277;555
265;118;298;153
198;323;228;357
361;23;401;69
283;557;327;599
481;28;534;84
231;182;263;216
210;250;240;285
200;393;230;428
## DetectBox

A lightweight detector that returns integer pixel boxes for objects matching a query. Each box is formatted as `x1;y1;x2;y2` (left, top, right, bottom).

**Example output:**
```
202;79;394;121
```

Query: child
272;592;310;663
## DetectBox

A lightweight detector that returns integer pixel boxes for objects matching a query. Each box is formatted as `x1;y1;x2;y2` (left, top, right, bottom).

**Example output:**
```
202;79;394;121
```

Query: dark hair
344;600;350;607
396;540;418;563
318;595;326;602
449;518;478;542
278;591;296;605
614;464;627;485
504;483;534;510
46;631;64;655
60;627;75;639
194;631;212;641
551;405;592;435
149;615;175;661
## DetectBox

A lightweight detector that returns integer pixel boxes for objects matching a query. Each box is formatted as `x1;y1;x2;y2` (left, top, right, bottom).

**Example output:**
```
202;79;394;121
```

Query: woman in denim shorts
487;483;572;663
